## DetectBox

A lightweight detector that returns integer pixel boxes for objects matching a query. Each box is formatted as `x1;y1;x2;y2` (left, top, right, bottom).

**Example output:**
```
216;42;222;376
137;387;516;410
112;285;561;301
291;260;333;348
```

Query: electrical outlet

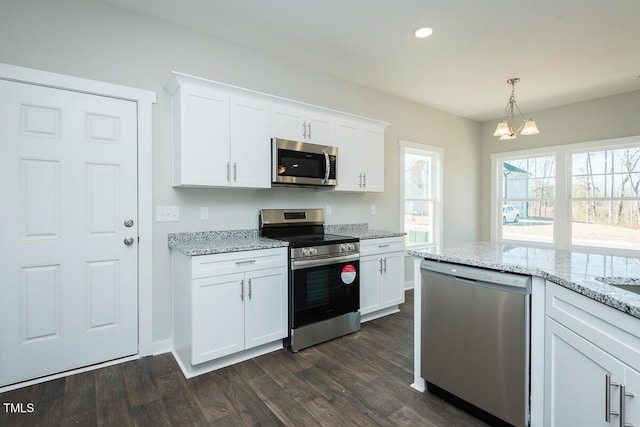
326;205;332;216
200;207;209;220
156;206;180;222
371;204;377;215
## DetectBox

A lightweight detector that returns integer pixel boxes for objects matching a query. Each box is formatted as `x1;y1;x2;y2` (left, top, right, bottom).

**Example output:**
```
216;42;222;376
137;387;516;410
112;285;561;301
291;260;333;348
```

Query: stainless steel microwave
272;138;337;187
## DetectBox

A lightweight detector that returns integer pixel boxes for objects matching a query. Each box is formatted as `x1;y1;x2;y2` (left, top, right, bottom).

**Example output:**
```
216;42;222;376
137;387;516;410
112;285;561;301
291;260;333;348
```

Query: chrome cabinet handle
383;257;387;273
362;173;366;188
124;237;135;245
379;258;383;274
378;244;390;248
621;383;635;427
226;161;230;181
607;374;620;422
240;279;244;301
124;219;134;227
248;278;252;299
233;162;237;182
235;260;256;265
358;173;363;187
302;121;307;139
307;122;312;139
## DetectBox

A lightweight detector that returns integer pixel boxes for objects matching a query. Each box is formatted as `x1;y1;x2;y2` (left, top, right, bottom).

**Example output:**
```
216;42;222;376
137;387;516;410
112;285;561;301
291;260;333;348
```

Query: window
400;141;442;248
570;147;640;250
492;136;640;255
500;155;556;244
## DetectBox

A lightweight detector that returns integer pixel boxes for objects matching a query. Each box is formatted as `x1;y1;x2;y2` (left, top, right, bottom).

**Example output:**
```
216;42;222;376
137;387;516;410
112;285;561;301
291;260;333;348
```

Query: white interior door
0;80;138;387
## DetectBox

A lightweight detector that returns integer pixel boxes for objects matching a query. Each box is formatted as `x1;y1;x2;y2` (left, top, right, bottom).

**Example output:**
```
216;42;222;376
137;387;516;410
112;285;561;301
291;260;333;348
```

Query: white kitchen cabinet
359;237;405;322
545;281;640;426
172;247;287;377
271;104;335;145
165;71;389;191
229;95;271;188
334;119;385;192
165;74;271;188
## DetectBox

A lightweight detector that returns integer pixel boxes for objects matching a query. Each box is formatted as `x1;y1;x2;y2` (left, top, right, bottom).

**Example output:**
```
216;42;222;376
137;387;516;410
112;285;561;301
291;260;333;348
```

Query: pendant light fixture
493;78;540;140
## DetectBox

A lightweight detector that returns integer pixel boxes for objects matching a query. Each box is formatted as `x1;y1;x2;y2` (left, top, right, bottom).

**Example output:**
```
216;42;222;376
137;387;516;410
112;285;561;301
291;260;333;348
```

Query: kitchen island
410;242;640;426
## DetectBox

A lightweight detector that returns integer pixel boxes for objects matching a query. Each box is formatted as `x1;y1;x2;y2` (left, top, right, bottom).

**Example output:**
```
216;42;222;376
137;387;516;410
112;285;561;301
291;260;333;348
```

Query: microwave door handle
323;149;330;184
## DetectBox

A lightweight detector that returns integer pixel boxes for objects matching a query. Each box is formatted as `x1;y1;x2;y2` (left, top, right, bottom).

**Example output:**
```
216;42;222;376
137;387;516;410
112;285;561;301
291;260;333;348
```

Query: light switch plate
370;204;377;215
326;205;332;216
156;206;180;222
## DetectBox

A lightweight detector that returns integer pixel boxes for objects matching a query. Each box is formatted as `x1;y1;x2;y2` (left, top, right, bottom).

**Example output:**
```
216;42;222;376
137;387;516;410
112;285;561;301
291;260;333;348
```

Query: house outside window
399;141;442;249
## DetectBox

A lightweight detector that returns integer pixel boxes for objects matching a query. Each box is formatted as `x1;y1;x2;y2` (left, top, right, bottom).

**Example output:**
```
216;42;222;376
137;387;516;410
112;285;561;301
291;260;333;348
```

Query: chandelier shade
493;78;540;140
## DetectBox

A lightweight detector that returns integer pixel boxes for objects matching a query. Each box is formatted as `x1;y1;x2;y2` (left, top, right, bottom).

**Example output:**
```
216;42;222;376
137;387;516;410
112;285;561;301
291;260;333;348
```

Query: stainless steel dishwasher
420;260;532;427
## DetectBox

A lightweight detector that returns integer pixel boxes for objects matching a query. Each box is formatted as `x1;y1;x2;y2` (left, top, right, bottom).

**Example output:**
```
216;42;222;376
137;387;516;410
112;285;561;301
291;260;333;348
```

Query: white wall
0;0;480;343
479;90;640;240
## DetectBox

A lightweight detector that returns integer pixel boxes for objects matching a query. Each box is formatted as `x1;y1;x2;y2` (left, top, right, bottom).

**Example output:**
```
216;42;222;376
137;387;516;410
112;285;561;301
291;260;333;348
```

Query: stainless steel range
259;208;360;352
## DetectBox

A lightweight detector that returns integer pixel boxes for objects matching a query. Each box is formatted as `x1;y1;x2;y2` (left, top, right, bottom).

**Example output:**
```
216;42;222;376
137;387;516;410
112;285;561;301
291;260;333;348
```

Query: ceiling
99;0;640;122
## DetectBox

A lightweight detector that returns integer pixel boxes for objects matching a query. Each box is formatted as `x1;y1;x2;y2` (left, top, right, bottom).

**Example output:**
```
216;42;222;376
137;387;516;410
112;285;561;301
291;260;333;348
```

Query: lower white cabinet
545;281;640;426
172;247;287;377
359;237;405;321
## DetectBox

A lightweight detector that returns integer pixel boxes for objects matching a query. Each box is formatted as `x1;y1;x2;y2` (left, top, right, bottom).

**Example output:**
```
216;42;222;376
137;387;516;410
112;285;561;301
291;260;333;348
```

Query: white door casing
0;79;139;387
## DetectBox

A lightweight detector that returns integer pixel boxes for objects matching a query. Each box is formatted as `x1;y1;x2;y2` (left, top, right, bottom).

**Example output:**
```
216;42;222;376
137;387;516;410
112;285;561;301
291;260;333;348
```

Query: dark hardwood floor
1;290;489;426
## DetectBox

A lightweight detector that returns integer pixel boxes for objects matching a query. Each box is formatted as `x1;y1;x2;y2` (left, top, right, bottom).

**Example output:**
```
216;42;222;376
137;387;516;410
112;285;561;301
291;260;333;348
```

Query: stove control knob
348;243;355;251
302;248;310;256
311;247;318;256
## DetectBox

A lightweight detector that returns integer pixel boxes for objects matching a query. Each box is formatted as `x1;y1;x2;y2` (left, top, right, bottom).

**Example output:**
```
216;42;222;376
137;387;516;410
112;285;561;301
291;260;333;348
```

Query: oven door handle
291;253;359;270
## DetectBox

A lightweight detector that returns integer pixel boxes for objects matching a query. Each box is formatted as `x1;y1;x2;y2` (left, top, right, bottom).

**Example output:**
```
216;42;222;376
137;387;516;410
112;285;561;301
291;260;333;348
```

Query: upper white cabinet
230;95;271;188
334;119;385;192
271;104;335;145
165;72;388;190
166;74;271;188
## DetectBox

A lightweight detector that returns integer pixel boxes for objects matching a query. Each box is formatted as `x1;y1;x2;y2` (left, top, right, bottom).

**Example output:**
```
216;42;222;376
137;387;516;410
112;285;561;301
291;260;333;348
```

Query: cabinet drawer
191;247;287;279
546;281;640;371
360;236;404;256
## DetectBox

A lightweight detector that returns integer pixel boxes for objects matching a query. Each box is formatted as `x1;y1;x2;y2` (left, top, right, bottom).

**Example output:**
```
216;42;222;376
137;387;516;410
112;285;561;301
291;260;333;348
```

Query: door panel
0;80;138;387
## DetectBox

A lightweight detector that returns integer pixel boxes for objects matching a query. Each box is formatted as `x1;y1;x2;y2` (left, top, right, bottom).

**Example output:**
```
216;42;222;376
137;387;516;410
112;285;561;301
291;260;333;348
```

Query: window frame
490;135;640;256
399;140;443;250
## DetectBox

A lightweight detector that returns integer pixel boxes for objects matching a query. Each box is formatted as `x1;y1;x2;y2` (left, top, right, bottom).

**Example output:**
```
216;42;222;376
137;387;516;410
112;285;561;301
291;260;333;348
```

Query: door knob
124;219;134;227
124;237;135;245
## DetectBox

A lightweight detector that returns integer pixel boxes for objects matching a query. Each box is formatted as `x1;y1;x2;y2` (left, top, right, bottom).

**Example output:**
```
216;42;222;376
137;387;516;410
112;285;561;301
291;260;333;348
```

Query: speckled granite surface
168;230;288;256
409;242;640;319
326;223;405;240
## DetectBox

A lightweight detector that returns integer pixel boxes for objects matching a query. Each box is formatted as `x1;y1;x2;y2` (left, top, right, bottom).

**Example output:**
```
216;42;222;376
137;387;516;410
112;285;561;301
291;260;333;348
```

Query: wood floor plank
61;371;96;419
188;373;236;423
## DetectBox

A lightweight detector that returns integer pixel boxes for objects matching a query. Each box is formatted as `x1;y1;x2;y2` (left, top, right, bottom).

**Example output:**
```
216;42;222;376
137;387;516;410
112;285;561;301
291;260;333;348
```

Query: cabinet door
244;267;288;349
230;95;271;188
359;125;384;192
380;252;405;307
359;256;381;316
334;120;362;191
624;367;640;427
192;273;245;364
271;105;306;141
177;86;230;186
306;112;335;145
545;318;624;427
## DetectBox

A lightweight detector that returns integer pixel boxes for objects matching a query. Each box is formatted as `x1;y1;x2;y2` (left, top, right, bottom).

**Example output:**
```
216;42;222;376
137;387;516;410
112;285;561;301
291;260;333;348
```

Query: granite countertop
168;230;288;256
409;242;640;319
326;223;406;240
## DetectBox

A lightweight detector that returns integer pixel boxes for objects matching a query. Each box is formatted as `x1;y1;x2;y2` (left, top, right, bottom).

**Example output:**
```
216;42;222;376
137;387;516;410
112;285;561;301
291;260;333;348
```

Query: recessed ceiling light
414;27;434;38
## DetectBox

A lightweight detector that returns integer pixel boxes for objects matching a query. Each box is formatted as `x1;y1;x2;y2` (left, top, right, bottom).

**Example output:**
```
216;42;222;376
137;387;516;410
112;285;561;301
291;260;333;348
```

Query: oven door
290;254;359;328
272;138;337;186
